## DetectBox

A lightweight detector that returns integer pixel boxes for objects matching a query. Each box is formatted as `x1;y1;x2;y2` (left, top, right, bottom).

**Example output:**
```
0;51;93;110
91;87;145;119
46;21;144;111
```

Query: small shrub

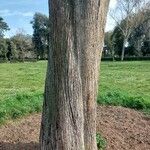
123;97;146;110
101;56;150;61
0;110;6;124
97;90;148;110
10;109;23;119
97;91;124;106
96;133;107;150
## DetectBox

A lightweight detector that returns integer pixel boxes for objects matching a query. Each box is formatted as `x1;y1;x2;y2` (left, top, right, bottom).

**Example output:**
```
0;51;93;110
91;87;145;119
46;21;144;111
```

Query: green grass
96;133;107;150
98;61;150;110
0;61;150;124
0;92;42;124
0;61;46;124
0;61;46;101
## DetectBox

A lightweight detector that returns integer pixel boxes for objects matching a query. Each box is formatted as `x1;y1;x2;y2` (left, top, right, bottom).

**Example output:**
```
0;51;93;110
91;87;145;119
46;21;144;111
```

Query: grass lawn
98;61;150;110
0;61;47;123
0;61;150;123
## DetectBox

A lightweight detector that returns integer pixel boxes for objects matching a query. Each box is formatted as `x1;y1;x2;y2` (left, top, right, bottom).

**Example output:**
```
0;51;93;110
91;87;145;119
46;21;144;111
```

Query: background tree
141;40;150;56
40;0;109;150
0;38;7;60
104;31;117;60
104;31;112;56
11;29;34;60
110;0;148;60
129;5;150;56
111;26;124;57
0;17;9;60
31;13;49;59
0;17;9;37
9;40;17;59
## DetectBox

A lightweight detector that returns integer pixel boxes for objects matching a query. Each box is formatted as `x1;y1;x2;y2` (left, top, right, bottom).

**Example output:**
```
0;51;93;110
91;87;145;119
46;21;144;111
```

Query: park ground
0;106;150;150
0;61;150;149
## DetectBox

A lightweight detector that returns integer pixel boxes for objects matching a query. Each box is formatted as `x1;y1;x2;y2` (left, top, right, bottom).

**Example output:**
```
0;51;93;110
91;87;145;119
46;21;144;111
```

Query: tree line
104;0;150;60
0;0;150;62
0;13;49;61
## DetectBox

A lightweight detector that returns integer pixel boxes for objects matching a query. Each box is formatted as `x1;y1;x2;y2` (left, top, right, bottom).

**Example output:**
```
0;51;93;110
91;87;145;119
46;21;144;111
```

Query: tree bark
80;1;109;150
40;0;109;150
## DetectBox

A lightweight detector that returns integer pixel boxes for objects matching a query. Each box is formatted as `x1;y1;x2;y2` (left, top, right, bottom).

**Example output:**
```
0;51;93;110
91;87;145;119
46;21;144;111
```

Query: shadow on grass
0;142;39;150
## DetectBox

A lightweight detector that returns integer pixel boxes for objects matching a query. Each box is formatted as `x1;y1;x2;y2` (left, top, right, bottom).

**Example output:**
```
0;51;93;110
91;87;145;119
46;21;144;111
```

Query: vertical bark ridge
79;1;110;150
40;0;85;149
40;0;109;150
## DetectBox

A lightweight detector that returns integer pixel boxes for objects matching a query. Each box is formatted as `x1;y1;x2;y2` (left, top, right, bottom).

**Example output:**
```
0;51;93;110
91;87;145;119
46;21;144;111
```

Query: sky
0;0;117;37
0;0;48;37
106;0;117;32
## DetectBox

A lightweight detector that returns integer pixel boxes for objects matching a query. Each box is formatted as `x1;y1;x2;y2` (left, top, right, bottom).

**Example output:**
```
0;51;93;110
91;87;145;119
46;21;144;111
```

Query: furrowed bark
79;1;110;150
40;1;84;149
40;0;109;150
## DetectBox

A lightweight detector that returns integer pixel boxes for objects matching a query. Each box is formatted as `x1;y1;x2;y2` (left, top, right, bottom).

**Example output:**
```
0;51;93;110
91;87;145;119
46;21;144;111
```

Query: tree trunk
80;1;109;149
136;39;142;56
112;47;115;61
121;38;127;61
40;0;109;150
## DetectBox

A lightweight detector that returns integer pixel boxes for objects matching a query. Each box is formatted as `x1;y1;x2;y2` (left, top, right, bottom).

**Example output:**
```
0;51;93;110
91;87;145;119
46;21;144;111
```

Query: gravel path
0;106;150;150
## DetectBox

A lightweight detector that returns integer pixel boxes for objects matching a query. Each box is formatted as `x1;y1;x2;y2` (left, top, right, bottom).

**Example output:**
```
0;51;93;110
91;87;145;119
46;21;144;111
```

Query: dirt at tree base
0;106;150;150
97;106;150;150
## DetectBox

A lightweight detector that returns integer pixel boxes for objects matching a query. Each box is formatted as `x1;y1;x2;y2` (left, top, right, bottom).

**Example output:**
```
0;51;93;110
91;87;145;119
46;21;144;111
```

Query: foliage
104;31;114;58
109;18;146;57
0;38;7;59
0;38;17;61
109;1;150;60
128;7;150;56
111;26;124;57
96;133;107;150
9;40;18;58
105;20;130;58
141;40;150;56
0;17;9;37
101;56;150;61
11;31;34;60
31;13;49;59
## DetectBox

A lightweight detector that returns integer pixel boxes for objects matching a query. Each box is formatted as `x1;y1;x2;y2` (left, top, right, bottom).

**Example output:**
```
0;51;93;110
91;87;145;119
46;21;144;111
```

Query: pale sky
0;0;48;37
105;0;117;32
0;0;117;37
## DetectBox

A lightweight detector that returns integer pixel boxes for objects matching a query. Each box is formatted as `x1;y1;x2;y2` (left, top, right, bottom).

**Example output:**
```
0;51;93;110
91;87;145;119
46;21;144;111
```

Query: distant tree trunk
40;0;109;150
121;38;127;61
136;39;142;56
112;47;115;61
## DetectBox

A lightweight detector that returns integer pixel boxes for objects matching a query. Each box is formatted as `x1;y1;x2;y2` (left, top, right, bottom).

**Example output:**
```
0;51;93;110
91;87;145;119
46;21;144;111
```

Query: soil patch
0;106;150;150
